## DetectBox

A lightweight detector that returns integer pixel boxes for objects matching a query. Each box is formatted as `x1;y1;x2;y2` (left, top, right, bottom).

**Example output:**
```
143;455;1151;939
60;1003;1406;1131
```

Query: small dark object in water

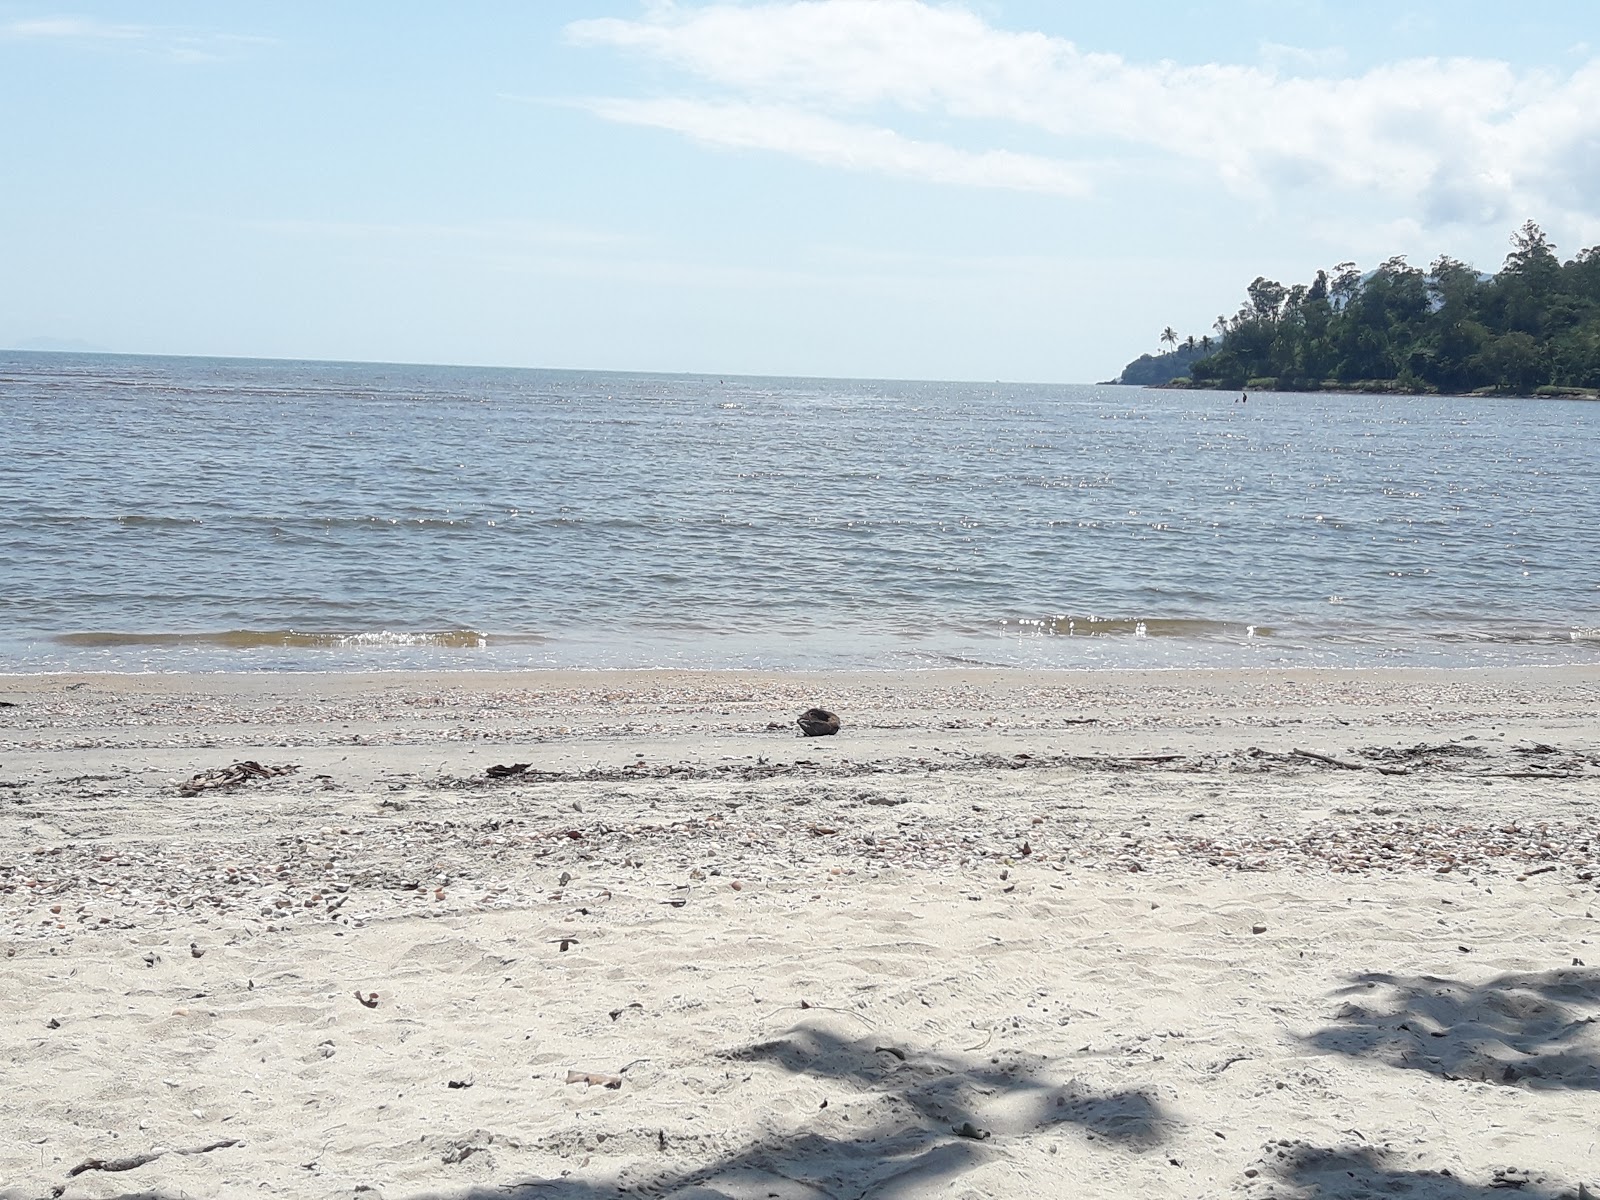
796;707;840;737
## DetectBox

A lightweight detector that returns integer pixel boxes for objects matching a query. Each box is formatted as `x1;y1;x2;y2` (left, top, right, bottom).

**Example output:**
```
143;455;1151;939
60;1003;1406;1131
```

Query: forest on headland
1116;222;1600;397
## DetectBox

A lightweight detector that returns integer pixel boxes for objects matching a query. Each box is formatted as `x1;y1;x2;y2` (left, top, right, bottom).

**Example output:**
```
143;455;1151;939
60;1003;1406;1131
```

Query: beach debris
354;990;380;1008
486;762;531;778
438;1130;499;1164
447;1077;474;1089
797;707;841;737
178;760;298;796
1292;748;1364;771
1490;1166;1535;1189
566;1069;623;1089
59;1138;241;1190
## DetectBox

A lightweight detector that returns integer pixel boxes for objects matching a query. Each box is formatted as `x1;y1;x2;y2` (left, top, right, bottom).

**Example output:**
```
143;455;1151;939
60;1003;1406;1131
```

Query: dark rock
797;708;840;737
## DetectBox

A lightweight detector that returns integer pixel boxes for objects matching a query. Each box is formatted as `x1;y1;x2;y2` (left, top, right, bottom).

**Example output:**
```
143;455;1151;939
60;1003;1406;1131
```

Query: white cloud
249;216;631;249
0;15;273;59
565;0;1600;234
0;16;147;40
583;96;1089;195
1257;41;1347;74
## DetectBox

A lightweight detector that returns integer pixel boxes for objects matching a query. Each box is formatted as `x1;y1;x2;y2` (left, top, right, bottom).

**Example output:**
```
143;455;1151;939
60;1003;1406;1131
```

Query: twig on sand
963;1024;995;1052
1291;748;1364;771
57;1138;241;1194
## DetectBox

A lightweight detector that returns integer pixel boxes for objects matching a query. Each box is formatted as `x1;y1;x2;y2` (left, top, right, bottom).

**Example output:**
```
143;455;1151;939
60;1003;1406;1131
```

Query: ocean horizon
3;349;1598;674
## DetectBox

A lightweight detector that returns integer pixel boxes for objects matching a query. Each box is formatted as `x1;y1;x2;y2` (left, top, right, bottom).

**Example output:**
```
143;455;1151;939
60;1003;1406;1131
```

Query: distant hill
1116;221;1600;396
1113;342;1210;386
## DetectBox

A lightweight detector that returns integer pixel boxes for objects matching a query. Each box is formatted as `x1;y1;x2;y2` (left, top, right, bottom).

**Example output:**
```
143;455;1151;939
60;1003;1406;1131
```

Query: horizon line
0;345;1107;390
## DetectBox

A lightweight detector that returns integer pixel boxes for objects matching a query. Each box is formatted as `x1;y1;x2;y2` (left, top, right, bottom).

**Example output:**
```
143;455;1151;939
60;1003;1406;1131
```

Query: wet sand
3;667;1599;1199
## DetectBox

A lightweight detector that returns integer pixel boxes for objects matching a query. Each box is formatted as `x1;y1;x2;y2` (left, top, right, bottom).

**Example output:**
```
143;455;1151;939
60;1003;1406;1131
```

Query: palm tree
1160;326;1179;352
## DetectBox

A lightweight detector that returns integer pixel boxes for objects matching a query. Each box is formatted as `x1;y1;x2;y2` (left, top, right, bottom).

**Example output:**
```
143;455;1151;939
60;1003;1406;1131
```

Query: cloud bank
567;0;1600;237
0;15;271;61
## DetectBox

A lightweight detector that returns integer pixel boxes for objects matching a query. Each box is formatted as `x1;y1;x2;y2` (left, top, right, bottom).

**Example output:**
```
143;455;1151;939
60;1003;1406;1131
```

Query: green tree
1134;221;1600;396
1472;331;1544;392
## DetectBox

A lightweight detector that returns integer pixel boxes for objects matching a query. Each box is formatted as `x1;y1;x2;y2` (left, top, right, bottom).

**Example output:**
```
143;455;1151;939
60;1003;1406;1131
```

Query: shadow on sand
58;1022;1168;1197
1301;967;1600;1090
1269;1143;1579;1199
21;1021;1173;1200
442;1023;1170;1198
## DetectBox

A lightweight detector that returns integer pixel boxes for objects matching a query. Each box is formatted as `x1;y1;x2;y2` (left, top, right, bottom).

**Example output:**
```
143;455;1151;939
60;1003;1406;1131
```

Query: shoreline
5;665;1599;1198
1145;379;1600;401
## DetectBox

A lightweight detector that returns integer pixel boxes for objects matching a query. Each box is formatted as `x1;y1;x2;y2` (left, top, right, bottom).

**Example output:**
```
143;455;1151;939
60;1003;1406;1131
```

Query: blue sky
3;1;1597;382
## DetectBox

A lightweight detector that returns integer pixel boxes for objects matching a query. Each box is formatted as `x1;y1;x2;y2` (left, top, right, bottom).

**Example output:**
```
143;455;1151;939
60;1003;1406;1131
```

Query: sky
2;1;1598;383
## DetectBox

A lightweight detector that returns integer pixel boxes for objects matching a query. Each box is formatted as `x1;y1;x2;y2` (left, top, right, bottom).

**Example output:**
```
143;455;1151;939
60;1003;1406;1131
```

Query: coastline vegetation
1121;222;1600;397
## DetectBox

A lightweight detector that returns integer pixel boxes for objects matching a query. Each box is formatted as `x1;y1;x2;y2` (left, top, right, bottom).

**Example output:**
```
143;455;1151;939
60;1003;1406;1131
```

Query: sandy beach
3;666;1598;1200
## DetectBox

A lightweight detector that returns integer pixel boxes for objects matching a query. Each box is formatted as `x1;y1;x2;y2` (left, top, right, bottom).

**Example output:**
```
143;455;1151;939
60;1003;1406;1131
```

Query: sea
3;350;1598;674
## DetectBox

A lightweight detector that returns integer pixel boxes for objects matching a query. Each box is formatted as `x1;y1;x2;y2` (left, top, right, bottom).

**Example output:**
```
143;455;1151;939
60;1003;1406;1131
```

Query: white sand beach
3;667;1598;1199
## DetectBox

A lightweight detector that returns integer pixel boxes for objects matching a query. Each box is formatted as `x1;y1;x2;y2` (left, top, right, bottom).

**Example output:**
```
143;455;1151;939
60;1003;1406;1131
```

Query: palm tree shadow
59;1025;1169;1200
1273;1144;1575;1199
725;1024;1166;1145
422;1022;1169;1199
1301;968;1600;1090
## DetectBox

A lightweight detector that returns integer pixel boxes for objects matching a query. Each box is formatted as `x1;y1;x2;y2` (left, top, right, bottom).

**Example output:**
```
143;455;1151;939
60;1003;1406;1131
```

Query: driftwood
178;761;298;796
59;1138;241;1190
1291;748;1364;771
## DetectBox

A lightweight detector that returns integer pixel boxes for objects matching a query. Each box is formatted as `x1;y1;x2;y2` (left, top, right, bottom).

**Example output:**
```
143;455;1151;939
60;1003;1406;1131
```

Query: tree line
1132;222;1600;396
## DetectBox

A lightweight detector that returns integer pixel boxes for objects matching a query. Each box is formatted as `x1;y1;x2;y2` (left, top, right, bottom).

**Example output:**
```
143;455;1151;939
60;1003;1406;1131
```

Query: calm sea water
3;350;1598;673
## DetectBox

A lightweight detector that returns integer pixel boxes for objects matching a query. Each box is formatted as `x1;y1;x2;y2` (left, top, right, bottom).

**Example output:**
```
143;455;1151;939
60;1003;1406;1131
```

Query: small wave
1424;625;1600;647
1000;615;1272;639
54;628;494;650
